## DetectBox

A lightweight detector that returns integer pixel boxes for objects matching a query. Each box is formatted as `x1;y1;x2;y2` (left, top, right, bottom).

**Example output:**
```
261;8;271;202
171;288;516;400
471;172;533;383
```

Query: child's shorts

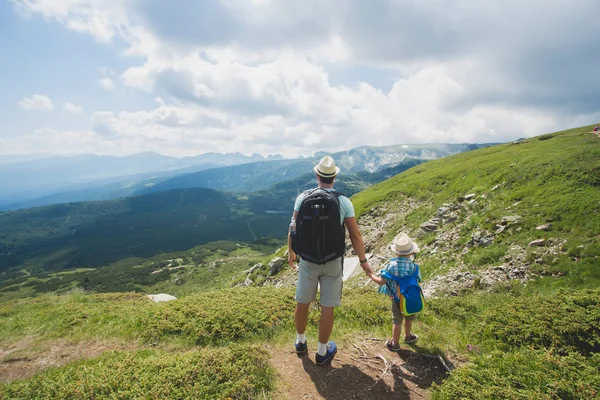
391;299;418;324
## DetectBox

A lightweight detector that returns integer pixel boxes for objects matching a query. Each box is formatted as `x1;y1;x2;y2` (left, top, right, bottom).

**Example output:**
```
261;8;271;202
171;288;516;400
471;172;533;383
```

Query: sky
1;0;599;158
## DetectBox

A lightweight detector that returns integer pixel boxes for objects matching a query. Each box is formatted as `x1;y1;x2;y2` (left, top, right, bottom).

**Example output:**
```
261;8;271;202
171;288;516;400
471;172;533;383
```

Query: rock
445;212;459;222
268;257;285;276
244;276;253;286
492;184;500;191
479;275;496;288
464;193;476;200
147;294;177;303
419;218;441;233
472;230;494;247
501;215;521;225
536;224;551;231
529;239;547;247
249;263;263;274
495;225;506;234
436;207;450;217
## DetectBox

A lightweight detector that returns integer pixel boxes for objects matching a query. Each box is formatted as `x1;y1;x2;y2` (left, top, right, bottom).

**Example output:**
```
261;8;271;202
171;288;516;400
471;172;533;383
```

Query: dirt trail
0;338;135;383
2;337;449;398
269;337;448;400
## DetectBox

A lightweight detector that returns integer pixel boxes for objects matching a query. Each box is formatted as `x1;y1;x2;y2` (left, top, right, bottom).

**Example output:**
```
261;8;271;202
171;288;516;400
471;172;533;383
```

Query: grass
1;284;599;399
1;345;275;399
0;291;153;346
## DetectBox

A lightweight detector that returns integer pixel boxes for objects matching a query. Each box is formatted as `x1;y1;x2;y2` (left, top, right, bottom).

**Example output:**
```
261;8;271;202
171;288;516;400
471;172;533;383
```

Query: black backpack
292;188;346;265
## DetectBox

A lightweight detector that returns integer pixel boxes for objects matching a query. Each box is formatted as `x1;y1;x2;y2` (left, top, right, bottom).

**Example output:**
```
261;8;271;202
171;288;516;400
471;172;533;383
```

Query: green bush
337;289;389;327
480;289;600;355
0;345;275;399
433;350;600;400
143;287;296;345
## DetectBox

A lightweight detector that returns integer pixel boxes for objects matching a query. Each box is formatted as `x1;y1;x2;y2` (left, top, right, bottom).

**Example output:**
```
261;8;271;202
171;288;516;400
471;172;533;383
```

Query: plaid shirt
377;257;422;297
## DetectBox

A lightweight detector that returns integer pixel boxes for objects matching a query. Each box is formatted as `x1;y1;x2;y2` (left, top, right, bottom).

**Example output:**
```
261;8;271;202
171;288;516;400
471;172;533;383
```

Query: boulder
529;239;547;247
464;193;476;200
420;218;441;232
501;215;521;225
147;294;177;303
249;263;263;274
268;257;286;276
536;224;551;231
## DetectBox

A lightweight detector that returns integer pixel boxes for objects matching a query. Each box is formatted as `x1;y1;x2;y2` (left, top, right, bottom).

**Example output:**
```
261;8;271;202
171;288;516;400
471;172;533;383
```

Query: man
288;155;373;365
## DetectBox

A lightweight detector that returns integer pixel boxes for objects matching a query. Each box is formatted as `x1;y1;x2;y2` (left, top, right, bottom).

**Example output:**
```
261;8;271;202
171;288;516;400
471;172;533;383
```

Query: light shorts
295;257;343;307
391;299;418;324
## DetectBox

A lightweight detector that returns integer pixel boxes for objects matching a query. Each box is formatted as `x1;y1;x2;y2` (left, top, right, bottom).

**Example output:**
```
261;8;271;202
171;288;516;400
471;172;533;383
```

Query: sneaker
295;341;308;355
315;341;337;365
385;339;400;351
404;333;419;344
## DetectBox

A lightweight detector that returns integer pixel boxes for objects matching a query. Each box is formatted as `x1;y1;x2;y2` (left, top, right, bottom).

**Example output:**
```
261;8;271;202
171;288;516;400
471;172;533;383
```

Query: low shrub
433;350;600;400
480;289;600;355
0;345;275;399
336;289;389;327
143;287;296;345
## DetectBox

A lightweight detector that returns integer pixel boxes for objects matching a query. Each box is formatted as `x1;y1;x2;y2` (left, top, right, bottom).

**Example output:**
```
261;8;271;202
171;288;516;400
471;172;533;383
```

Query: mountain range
0;143;492;210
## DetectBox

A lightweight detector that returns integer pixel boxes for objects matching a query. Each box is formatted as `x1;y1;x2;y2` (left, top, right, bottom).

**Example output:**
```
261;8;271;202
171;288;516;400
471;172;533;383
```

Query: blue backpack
381;264;425;316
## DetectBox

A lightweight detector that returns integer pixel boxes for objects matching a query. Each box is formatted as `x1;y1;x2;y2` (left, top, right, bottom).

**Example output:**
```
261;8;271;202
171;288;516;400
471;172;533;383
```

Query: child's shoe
385;339;400;351
404;333;419;344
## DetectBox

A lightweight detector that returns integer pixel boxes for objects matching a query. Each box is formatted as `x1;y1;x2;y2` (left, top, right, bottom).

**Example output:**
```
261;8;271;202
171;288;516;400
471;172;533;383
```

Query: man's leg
315;258;342;363
318;306;334;344
294;260;318;354
295;302;311;336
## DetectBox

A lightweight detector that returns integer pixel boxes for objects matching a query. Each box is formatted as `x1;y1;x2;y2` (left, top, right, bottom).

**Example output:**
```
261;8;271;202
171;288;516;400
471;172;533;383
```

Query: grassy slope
352;125;600;289
2;125;599;398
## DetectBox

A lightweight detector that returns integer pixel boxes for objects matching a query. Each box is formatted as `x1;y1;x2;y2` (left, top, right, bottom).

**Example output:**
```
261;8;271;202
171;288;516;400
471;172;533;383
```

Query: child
367;232;422;351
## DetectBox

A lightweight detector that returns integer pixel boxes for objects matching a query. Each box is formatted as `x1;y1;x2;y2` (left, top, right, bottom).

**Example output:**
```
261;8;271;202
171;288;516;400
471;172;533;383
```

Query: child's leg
392;323;401;345
391;299;404;345
403;318;413;338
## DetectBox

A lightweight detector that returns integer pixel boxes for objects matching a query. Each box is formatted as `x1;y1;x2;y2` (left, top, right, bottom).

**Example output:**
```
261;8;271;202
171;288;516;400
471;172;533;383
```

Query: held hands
360;260;373;275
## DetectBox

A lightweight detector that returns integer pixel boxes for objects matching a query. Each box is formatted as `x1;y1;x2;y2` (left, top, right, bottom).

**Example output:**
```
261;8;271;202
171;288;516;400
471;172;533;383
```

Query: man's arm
345;217;373;275
288;210;299;269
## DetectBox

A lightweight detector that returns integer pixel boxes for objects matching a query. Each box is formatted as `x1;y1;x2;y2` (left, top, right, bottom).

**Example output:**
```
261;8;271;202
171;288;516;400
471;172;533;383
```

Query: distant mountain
135;143;490;197
0;143;492;210
0;152;284;209
0;158;424;274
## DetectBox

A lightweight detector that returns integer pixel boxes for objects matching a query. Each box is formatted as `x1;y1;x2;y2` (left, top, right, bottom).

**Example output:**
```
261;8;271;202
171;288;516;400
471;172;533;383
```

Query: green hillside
1;125;599;399
352;124;600;290
0;187;290;274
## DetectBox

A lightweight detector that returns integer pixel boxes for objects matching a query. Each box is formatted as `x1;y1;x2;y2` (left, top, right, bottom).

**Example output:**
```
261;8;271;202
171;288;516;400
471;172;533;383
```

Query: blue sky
1;0;599;158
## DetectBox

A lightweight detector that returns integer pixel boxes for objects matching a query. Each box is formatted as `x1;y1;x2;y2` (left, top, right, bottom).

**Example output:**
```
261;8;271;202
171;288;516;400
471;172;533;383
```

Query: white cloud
17;94;54;111
63;102;83;114
9;0;599;157
99;77;116;90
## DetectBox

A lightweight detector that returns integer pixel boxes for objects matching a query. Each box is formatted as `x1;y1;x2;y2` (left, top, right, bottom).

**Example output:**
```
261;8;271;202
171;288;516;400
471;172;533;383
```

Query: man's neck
318;183;334;189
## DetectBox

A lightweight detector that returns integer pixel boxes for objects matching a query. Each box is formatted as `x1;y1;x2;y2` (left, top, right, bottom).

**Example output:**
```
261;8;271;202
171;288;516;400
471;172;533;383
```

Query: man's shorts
391;299;418;324
295;257;343;307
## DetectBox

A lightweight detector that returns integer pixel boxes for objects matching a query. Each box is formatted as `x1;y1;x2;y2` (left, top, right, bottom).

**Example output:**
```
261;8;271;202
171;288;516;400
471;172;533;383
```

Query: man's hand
288;252;298;270
360;261;373;275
